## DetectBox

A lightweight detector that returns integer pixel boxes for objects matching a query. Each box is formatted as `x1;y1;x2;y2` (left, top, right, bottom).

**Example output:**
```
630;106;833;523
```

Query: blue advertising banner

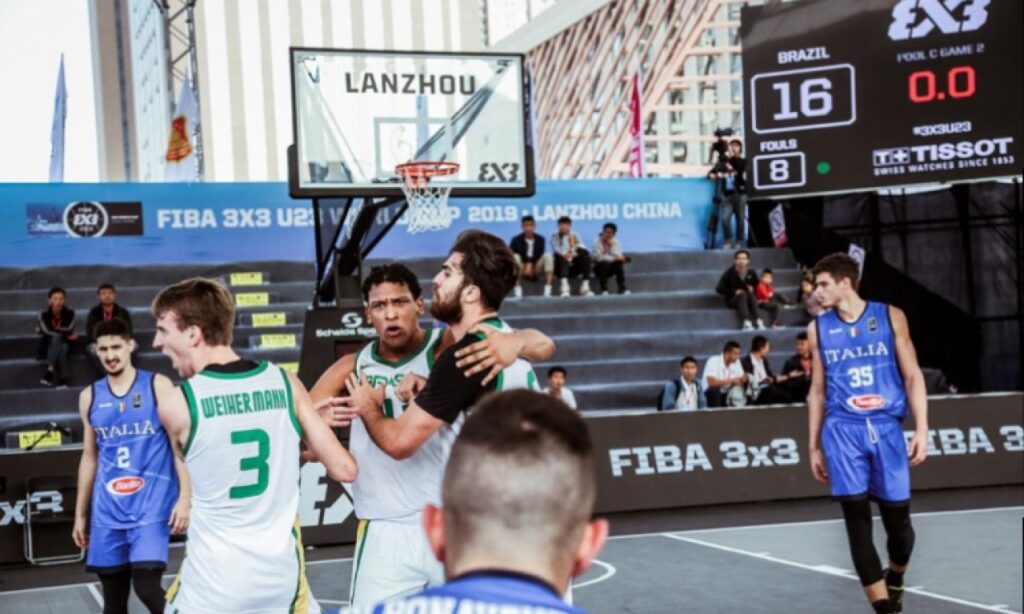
0;179;714;266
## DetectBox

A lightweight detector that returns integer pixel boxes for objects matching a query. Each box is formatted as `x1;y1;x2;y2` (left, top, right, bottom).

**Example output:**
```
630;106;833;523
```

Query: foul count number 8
769;159;790;182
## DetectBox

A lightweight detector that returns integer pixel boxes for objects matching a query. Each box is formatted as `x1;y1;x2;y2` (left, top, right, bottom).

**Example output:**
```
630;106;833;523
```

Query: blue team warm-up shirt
339;571;588;614
89;370;177;528
817;302;907;421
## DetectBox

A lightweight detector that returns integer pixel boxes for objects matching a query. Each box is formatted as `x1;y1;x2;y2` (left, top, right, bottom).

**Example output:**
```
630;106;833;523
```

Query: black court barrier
589;393;1024;513
1;393;1020;563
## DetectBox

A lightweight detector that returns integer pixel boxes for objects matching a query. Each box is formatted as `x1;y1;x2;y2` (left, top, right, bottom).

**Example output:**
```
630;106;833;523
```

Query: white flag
164;75;199;182
49;55;67;182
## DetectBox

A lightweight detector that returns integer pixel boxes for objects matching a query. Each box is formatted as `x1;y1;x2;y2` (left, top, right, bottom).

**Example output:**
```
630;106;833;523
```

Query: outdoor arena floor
1;486;1020;613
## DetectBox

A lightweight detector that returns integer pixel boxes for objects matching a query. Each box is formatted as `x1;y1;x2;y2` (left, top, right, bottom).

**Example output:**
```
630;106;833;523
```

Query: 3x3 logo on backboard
888;0;990;41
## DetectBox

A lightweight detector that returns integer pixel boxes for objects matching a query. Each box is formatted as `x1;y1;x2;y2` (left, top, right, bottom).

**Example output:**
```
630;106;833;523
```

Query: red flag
628;71;645;178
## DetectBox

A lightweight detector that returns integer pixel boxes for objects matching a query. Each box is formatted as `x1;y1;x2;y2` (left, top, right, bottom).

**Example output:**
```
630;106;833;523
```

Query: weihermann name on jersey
198;388;288;418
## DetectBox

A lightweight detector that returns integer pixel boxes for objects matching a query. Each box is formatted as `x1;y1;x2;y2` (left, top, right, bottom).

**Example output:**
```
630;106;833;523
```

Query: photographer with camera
707;130;748;250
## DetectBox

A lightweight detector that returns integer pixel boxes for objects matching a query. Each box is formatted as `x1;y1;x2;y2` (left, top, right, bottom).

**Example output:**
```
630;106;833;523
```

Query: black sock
872;599;895;614
886;568;905;587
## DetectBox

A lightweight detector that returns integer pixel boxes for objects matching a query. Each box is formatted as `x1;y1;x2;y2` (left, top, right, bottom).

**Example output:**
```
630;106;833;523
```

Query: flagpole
48;54;67;183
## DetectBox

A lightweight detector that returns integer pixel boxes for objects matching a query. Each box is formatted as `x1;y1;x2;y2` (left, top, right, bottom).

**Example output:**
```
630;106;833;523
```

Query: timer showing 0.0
908;66;976;103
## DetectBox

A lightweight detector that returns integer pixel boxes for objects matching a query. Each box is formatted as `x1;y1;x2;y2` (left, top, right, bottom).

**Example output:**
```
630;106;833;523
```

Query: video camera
709;127;734;165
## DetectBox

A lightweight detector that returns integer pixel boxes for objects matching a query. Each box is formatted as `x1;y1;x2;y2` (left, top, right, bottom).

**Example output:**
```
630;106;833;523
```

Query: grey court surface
1;506;1020;614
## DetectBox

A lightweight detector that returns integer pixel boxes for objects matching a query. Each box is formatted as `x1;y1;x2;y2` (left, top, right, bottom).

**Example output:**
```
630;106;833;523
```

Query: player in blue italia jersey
338;389;607;614
72;318;190;614
807;253;928;614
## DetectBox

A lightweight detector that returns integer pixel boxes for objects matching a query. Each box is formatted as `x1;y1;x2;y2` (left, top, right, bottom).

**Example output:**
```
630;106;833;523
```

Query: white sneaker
513;285;523;299
741;320;754;331
622;289;632;295
756;319;767;330
559;279;570;298
543;284;552;297
601;290;609;295
581;281;594;296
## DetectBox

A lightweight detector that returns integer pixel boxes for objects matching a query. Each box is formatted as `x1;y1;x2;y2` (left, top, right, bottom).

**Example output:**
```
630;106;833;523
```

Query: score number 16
751;64;856;134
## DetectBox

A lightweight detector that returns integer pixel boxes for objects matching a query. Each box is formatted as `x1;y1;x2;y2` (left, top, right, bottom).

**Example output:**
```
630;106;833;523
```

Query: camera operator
707;135;747;250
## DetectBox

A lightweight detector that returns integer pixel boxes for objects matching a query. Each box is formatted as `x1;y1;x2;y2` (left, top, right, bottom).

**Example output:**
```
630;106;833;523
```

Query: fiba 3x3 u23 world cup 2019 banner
0;179;714;267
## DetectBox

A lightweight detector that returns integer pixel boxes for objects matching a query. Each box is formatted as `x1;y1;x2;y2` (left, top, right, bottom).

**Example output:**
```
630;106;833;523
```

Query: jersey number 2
230;429;270;499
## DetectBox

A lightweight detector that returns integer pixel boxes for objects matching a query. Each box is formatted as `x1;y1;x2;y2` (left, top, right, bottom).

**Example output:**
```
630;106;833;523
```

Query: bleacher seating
0;248;806;438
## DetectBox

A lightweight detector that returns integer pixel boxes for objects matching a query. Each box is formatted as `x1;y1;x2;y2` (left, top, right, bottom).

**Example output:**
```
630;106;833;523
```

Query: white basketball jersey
351;328;454;521
481;318;540;393
166;361;318;614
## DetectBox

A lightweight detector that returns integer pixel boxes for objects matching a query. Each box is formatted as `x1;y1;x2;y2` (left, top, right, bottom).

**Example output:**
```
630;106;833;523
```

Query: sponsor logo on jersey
868;317;878;333
107;476;145;496
132;392;143;409
848;394;886;411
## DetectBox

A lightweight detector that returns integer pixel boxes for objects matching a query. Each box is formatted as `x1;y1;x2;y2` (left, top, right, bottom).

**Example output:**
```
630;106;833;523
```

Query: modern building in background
493;0;749;179
90;0;484;182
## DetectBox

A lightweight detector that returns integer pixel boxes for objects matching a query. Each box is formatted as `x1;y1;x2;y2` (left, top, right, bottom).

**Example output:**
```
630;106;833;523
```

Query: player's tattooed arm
454;325;556;385
890;305;929;467
806;322;829;484
73;387;97;549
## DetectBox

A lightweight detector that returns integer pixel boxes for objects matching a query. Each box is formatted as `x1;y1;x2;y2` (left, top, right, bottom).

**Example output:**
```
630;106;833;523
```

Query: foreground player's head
812;252;860;308
362;264;424;351
93;318;135;377
423;389;607;591
151;277;235;377
430;230;518;325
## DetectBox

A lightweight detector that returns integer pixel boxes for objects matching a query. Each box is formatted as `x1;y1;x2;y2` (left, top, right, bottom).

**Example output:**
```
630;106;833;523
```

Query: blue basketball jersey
89;369;178;528
816;302;907;420
359;572;586;614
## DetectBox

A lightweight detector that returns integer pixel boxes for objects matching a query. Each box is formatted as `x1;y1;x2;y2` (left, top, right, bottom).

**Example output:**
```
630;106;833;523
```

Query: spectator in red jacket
755;269;792;328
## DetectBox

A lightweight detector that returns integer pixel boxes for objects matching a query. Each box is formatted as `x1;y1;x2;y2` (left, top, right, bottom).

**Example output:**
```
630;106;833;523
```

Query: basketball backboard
289;48;534;198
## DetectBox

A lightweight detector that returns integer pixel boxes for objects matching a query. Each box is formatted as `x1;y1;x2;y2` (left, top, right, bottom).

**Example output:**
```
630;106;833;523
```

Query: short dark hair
602;223;617;233
812;252;860;287
761;268;773;276
734;249;750;259
796;331;808;341
93;318;131;341
751;335;769;352
442;390;595;567
97;283;115;293
557;216;572;225
451;230;519;311
723;340;741;353
547;366;567;378
361;264;422;302
521;215;535;224
680;356;698;367
48;287;65;298
729;139;742;149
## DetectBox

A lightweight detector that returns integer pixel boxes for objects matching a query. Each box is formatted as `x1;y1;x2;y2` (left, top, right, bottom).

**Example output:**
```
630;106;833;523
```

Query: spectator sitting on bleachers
702;340;748;408
35;286;78;387
796;275;824;325
543;366;578;410
741;335;799;405
755;269;792;328
781;331;814;402
85;283;134;376
716;249;765;330
510;215;554;299
592;223;630;295
551;216;594;297
659;356;706;411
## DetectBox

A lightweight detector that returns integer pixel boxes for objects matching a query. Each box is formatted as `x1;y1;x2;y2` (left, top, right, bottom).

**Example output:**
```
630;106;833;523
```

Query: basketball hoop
396;161;460;234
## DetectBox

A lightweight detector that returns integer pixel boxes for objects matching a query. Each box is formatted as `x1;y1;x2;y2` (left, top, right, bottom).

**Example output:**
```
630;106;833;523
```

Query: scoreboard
740;0;1022;199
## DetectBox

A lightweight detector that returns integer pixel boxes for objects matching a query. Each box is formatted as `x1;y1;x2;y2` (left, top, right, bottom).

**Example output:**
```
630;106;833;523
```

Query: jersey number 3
230;428;270;499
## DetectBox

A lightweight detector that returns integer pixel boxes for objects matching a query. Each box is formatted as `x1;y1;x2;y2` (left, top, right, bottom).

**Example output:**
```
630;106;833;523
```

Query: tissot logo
888;0;991;41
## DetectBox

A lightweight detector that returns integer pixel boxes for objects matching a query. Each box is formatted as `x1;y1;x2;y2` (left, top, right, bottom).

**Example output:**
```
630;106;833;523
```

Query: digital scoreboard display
740;0;1022;198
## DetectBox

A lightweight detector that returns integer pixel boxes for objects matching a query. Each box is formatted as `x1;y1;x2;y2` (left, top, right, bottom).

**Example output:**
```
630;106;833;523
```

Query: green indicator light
816;161;831;175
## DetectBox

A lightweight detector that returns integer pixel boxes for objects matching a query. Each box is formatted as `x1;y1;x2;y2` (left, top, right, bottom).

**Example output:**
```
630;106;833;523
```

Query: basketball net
396;161;459;234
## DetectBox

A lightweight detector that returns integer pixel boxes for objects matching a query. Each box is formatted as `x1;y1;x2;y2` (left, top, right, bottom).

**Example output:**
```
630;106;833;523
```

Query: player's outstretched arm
155;374;191;535
347;373;445;460
806;322;829;483
454;325;556;385
890;305;929;466
291;371;358;483
73;387;97;549
309;354;360;429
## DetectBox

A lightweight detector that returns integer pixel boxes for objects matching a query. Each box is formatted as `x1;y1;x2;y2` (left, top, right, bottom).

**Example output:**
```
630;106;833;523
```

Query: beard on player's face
430;282;464;325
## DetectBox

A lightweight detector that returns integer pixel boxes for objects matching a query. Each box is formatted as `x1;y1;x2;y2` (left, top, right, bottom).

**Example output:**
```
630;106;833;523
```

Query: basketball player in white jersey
309;262;555;607
150;278;357;614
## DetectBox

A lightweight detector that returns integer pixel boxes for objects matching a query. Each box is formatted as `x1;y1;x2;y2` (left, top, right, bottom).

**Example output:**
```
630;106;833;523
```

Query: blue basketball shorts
821;415;911;504
86;521;171;573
